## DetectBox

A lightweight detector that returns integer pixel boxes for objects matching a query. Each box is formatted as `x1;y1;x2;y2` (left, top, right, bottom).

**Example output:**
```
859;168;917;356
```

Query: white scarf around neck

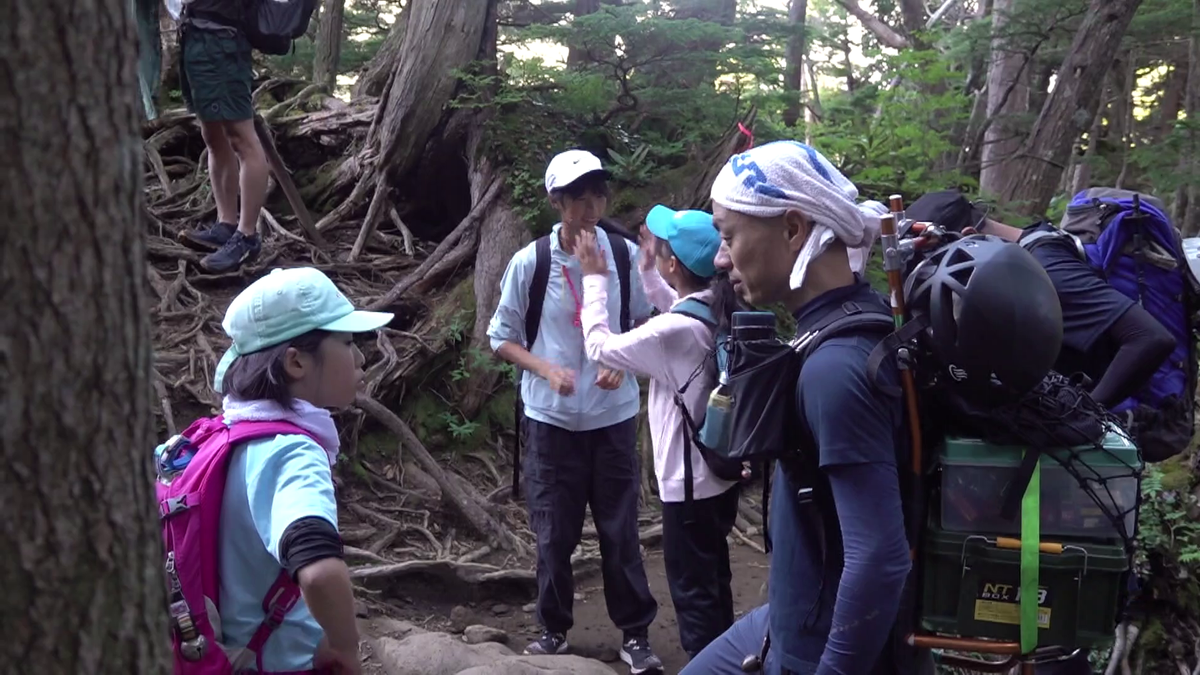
221;396;341;465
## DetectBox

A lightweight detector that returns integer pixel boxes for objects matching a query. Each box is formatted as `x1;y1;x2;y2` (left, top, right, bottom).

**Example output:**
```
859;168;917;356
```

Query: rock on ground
462;624;508;645
372;631;616;675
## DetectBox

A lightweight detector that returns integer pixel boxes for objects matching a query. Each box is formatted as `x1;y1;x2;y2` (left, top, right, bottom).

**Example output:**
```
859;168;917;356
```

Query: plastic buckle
795;486;815;505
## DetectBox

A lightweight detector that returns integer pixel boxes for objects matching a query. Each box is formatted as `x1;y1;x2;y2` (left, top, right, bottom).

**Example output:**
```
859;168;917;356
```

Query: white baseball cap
544;149;611;194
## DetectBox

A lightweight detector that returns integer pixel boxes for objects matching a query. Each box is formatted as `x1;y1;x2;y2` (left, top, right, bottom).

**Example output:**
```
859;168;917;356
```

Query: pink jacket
581;267;737;502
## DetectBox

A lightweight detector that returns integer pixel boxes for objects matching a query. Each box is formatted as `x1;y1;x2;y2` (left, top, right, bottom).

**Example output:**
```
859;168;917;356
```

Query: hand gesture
596;367;625;390
638;224;657;273
544;365;577;396
576;229;608;277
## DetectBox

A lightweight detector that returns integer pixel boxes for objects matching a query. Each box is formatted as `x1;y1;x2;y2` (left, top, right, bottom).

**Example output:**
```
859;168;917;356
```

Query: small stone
491;603;511;616
522;602;536;613
353;599;370;618
450;605;475;633
462;624;509;645
573;592;584;601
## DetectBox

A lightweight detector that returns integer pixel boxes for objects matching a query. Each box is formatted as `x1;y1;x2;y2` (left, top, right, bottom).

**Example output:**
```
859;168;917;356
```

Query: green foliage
1135;462;1200;576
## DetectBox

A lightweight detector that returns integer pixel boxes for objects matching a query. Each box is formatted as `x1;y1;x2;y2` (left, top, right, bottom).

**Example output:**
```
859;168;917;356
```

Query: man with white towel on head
680;141;932;675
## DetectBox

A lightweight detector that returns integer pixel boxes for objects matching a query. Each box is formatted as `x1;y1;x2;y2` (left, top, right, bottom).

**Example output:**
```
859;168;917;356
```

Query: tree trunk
567;0;602;68
979;0;1031;197
994;0;1144;216
782;0;809;128
0;0;165;672
328;0;492;249
1180;0;1200;235
1159;61;1187;141
313;0;346;91
1070;90;1106;197
351;1;411;100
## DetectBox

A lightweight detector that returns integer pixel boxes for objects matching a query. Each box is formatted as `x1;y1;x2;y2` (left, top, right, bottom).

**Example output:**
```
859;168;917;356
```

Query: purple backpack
156;417;322;675
1056;188;1199;461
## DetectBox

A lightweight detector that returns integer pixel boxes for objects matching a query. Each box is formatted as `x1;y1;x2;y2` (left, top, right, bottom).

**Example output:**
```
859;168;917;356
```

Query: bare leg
199;120;239;225
224;119;269;237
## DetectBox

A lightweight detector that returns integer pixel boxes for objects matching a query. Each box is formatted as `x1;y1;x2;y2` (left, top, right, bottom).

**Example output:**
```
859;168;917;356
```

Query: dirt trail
362;544;771;674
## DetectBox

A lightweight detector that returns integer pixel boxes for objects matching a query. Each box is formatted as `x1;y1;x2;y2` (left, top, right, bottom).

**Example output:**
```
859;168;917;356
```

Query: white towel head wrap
710;140;886;289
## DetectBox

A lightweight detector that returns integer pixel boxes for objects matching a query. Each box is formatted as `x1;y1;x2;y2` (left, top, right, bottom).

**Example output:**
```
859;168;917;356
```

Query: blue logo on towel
730;153;787;200
729;141;838;201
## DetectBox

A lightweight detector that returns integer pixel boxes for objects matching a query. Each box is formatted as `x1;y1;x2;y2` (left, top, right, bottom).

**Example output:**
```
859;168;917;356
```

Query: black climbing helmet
904;234;1063;408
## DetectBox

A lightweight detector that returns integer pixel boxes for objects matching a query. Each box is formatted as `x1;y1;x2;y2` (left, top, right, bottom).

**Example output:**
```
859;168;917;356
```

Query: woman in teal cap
577;205;745;661
212;267;392;674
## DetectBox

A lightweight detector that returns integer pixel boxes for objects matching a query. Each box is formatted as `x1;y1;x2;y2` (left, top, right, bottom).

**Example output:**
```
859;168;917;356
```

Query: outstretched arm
581;274;675;381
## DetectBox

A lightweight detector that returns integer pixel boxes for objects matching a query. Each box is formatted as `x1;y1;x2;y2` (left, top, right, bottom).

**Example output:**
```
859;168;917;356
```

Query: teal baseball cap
213;267;394;392
645;204;720;278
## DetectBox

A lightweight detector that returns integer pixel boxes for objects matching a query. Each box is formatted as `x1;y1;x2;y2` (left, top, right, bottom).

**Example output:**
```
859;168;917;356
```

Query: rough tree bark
313;0;346;91
994;0;1144;216
782;0;809;127
0;0;165;672
352;1;410;100
979;0;1031;196
325;0;491;255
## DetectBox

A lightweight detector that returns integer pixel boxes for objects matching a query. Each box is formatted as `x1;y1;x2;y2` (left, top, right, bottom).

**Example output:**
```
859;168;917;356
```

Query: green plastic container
919;526;1128;649
938;428;1141;542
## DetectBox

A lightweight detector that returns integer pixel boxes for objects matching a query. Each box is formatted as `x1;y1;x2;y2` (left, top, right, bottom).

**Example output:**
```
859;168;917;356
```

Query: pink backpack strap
225;420;322;674
225;420;317;446
246;569;304;673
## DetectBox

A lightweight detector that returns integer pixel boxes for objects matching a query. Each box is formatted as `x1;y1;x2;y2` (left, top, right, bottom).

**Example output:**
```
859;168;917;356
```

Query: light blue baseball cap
213;267;394;392
645;204;720;278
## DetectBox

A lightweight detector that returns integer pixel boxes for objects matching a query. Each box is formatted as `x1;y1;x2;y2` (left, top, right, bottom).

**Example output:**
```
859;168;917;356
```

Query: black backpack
243;0;318;55
510;221;633;496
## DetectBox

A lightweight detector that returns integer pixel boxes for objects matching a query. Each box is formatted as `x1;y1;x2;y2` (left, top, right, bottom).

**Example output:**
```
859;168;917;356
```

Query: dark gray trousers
522;416;658;637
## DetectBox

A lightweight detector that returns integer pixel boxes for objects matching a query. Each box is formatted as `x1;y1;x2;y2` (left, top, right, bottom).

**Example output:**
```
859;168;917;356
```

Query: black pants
522;417;658;636
662;485;740;658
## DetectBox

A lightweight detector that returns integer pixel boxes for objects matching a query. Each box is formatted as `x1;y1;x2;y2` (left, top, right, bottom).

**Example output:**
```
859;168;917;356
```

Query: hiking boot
200;231;261;273
179;221;236;252
620;636;662;674
522;631;568;655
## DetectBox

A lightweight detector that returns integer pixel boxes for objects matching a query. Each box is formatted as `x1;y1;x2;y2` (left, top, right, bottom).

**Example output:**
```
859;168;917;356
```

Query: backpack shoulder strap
609;233;632;332
671;297;716;326
225;420;316;446
526;236;552;350
1020;228;1086;260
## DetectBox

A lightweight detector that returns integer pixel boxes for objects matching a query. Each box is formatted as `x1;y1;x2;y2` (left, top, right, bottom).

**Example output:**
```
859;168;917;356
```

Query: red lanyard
561;241;604;328
562;265;582;327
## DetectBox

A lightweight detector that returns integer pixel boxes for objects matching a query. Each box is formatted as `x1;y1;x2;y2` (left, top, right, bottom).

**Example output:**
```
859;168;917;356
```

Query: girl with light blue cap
212;267;391;674
576;205;746;662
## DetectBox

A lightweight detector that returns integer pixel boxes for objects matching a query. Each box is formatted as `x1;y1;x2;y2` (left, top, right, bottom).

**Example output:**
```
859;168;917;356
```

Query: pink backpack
156;416;323;675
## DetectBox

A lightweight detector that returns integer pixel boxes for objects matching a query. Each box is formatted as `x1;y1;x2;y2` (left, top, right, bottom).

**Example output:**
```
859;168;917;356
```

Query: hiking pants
662;485;739;658
522;416;658;636
682;604;939;675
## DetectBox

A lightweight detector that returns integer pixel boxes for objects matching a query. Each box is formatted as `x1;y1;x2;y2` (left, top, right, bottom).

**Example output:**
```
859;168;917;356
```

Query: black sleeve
1088;303;1176;408
1022;226;1136;354
279;516;344;581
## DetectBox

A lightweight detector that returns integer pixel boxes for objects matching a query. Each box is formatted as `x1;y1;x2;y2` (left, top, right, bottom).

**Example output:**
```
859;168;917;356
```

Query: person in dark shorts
176;0;268;274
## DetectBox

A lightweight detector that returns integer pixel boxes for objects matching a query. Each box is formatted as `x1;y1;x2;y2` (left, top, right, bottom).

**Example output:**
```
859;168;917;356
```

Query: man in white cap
681;141;930;675
487;149;662;672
